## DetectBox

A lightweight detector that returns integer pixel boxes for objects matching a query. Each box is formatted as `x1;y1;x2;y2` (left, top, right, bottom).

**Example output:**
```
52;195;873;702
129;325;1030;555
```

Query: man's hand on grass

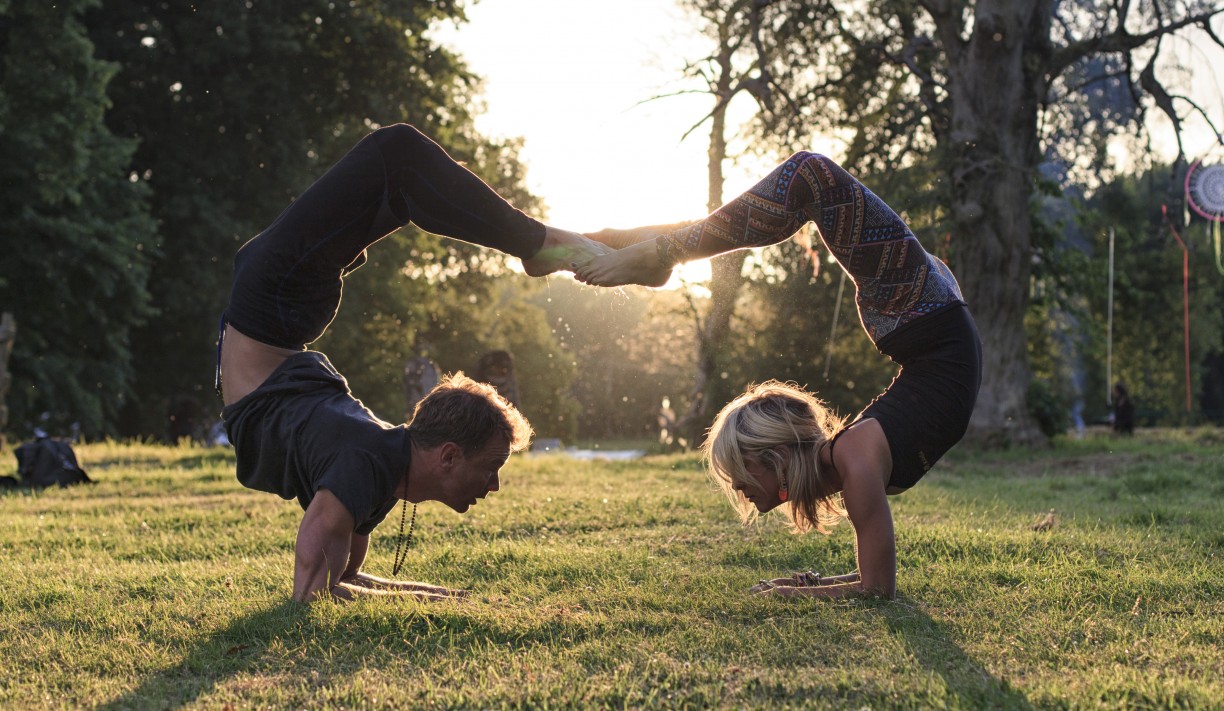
341;571;469;600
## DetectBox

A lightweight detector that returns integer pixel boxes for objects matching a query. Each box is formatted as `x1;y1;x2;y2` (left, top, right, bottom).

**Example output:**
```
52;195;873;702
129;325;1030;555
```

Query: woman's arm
758;423;897;600
839;460;897;598
750;571;860;593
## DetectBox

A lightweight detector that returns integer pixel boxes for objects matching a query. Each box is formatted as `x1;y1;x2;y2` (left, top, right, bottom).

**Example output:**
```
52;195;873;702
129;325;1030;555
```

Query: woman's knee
788;150;833;169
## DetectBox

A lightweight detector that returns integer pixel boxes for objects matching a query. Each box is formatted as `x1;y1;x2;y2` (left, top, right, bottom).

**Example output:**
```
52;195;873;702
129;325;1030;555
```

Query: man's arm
336;533;466;598
293;489;357;602
341;533;369;581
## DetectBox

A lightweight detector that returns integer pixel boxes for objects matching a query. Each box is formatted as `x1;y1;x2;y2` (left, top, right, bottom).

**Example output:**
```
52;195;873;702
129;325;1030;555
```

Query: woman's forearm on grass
824;572;861;584
762;581;868;599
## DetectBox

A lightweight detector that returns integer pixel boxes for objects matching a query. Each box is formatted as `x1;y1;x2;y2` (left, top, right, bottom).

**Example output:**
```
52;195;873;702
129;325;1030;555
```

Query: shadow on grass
95;598;601;709
96;601;305;711
879;597;1034;709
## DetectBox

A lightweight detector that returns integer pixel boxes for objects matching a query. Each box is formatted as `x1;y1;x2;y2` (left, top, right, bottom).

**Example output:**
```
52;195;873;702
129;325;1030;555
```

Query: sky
437;1;1224;276
434;0;765;285
435;1;728;232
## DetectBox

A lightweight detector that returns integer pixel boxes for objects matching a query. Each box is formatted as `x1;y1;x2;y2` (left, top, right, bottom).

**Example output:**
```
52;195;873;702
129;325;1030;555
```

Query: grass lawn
0;429;1220;709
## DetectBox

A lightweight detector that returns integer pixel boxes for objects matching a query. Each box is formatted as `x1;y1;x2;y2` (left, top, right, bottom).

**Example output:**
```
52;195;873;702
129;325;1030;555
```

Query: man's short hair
407;372;533;454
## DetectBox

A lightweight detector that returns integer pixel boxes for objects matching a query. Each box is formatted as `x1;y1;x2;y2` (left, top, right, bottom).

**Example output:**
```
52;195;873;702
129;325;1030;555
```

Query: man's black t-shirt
222;351;409;534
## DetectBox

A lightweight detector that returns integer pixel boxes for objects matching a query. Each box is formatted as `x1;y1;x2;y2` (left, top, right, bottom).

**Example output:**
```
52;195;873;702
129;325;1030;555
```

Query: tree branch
1046;7;1223;81
1139;46;1185;165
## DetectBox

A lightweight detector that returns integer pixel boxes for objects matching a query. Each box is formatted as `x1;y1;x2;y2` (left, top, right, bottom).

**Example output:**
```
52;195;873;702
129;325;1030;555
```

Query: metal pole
1107;227;1114;405
823;270;847;380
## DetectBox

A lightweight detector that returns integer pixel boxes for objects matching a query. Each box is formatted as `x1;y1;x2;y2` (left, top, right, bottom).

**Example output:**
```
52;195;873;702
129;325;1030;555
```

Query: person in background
1112;382;1135;436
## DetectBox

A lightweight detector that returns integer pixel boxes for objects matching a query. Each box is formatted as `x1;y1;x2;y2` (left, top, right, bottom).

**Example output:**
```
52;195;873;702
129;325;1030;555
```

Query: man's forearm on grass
768;580;894;599
342;571;468;597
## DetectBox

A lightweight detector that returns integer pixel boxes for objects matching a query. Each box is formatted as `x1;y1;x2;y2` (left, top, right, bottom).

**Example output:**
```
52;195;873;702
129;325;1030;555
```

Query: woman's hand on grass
749;571;861;594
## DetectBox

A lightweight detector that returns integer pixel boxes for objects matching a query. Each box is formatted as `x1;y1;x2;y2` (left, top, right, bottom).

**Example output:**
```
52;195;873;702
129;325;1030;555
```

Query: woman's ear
766;445;791;470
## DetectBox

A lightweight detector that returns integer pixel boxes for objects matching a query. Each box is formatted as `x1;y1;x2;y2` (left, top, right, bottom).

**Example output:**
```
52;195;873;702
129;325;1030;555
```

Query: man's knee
371;123;433;158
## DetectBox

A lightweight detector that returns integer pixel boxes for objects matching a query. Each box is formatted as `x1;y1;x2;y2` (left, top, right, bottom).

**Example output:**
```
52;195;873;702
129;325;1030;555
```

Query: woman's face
736;453;785;512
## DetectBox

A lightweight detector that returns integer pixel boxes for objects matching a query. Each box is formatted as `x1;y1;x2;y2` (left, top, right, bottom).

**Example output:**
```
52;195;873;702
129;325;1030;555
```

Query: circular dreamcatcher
1185;151;1224;275
1186;159;1224;221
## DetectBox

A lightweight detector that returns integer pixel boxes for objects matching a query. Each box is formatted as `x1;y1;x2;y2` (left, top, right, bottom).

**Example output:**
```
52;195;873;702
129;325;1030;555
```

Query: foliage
708;0;1224;446
735;241;895;421
0;435;1220;707
82;0;494;435
0;0;156;436
428;276;580;442
1025;377;1072;438
534;280;699;443
1077;167;1224;425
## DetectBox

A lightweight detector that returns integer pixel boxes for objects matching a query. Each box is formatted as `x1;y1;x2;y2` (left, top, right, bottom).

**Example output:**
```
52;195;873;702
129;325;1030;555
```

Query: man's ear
437;442;463;469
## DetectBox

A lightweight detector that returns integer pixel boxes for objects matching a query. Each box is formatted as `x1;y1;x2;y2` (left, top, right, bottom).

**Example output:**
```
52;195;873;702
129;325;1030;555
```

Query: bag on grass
14;437;91;488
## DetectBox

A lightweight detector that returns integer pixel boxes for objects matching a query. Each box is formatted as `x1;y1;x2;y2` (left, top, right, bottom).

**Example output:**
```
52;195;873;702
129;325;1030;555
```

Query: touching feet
521;226;612;277
585;221;696;251
572;237;674;288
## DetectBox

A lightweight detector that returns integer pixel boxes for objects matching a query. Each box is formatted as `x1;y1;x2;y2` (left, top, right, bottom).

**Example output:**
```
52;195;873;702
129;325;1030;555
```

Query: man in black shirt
219;124;602;602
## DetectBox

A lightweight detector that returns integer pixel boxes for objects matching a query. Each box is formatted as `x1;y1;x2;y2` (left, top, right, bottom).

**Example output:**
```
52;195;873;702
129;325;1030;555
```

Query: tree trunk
942;0;1051;447
677;26;749;449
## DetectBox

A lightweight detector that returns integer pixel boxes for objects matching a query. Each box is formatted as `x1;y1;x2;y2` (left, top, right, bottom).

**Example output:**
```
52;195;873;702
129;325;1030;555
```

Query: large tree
659;0;783;447
84;1;496;435
0;0;156;436
732;0;1224;445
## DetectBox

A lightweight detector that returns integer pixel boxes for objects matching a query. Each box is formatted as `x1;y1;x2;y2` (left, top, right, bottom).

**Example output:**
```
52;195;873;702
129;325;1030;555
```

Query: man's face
443;435;510;513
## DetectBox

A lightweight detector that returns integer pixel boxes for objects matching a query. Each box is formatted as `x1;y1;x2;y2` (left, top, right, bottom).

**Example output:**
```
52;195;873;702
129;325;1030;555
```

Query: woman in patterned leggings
575;152;982;599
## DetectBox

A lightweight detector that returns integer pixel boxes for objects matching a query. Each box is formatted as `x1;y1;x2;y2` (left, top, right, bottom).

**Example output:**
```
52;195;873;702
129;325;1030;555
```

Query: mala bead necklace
391;500;418;576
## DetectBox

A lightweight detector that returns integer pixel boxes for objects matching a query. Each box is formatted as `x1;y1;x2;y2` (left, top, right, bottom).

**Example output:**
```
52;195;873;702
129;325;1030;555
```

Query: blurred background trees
0;0;156;436
0;0;1221;445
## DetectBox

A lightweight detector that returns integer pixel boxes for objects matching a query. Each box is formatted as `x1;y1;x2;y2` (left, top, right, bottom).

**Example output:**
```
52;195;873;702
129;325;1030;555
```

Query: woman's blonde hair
703;380;846;533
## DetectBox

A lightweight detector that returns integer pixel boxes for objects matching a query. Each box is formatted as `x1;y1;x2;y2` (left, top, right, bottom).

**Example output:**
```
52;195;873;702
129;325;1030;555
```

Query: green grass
0;430;1220;709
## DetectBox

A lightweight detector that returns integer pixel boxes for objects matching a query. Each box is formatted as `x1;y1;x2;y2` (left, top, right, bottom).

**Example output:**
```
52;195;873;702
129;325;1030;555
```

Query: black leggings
224;124;546;350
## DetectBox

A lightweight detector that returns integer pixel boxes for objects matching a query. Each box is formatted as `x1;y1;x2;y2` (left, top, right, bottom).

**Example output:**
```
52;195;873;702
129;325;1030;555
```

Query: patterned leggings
657;152;964;343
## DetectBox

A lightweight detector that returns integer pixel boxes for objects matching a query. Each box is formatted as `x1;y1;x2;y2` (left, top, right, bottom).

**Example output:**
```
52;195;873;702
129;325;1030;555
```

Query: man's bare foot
586;221;696;250
521;226;611;277
573;238;673;288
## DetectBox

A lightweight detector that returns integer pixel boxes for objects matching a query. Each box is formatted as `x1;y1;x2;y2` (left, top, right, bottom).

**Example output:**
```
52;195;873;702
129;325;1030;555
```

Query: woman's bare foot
521;226;611;277
573;238;673;287
586;221;696;250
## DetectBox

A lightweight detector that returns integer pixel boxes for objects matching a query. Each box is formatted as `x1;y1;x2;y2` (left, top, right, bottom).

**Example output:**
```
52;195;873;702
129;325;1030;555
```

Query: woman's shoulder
830;418;891;487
